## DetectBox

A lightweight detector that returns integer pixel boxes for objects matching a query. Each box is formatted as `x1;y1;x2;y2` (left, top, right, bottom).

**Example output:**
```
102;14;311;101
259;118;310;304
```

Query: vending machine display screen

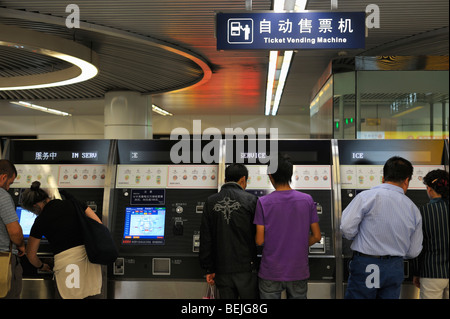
122;207;166;245
16;206;37;238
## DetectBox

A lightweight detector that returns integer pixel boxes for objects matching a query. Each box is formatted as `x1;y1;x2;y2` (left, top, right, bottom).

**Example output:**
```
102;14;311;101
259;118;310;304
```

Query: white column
104;91;153;139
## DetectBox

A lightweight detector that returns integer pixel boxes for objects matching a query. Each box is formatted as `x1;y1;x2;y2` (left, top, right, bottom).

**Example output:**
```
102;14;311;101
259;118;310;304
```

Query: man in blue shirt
341;156;423;299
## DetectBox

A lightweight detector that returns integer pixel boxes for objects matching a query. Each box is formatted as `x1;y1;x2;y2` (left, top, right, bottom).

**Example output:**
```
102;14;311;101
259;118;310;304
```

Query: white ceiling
0;0;448;117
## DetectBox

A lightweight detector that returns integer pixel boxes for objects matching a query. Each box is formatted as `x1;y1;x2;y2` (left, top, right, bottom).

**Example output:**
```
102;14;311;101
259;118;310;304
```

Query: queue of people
200;156;321;299
200;155;449;300
0;159;102;299
340;159;448;299
1;155;449;299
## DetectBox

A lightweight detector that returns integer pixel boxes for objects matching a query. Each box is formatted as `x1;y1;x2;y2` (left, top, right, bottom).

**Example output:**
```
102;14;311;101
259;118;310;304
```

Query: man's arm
340;195;364;240
406;207;423;259
255;224;265;246
254;199;265;246
6;221;25;256
308;222;321;246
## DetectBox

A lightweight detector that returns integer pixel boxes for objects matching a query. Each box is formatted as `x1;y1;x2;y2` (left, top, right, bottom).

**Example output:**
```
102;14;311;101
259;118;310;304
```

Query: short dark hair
20;181;50;213
383;156;414;183
269;153;293;185
0;159;17;178
225;163;248;183
423;169;449;199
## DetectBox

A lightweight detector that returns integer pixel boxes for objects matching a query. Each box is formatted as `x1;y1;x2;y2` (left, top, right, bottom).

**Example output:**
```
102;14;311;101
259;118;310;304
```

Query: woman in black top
413;169;449;299
21;181;102;298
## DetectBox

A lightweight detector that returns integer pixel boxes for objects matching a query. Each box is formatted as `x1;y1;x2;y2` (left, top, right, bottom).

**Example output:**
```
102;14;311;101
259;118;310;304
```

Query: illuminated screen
122;207;166;245
16;207;37;238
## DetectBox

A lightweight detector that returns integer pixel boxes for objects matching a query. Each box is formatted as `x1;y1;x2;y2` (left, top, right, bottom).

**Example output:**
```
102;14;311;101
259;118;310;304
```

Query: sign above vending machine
216;11;365;50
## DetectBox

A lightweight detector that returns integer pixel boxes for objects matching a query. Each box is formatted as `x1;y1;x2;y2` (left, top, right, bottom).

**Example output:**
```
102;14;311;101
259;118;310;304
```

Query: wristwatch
37;263;44;270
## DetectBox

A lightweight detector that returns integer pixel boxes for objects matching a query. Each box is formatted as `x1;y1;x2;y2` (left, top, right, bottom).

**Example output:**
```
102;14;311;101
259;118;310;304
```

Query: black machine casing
109;140;219;280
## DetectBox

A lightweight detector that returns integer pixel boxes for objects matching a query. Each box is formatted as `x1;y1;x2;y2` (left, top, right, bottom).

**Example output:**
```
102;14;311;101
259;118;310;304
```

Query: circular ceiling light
0;24;98;91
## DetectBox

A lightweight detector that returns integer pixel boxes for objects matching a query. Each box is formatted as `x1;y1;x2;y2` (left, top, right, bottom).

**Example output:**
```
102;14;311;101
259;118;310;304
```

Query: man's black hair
269;153;293;185
383;156;414;183
225;163;249;183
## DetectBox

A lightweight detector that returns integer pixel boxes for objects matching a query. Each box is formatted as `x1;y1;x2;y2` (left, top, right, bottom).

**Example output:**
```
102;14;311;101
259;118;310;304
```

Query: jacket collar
221;182;244;191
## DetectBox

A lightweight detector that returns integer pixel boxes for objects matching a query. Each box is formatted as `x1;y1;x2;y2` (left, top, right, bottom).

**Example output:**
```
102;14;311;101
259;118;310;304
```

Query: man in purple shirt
254;154;321;299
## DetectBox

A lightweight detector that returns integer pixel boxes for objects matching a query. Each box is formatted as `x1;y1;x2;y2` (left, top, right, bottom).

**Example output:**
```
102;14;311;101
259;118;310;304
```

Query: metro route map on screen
122;206;166;245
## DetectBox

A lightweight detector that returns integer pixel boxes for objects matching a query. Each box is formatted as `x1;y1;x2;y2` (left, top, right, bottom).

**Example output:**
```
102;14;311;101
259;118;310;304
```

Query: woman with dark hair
413;169;449;299
21;181;102;299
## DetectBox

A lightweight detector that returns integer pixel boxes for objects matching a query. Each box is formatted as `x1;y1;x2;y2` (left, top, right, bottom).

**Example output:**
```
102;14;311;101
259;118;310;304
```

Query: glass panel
356;70;449;139
431;100;449;139
333;72;356;139
310;76;333;138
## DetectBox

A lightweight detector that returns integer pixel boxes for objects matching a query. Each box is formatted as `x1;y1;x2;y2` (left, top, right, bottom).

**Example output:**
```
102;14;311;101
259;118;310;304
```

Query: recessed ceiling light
265;0;307;116
272;50;293;116
152;104;173;116
265;51;279;116
10;101;72;116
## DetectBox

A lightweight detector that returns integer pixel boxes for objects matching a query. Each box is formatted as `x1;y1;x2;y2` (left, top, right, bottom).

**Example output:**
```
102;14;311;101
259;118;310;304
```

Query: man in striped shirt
341;156;423;299
413;169;449;299
0;160;25;299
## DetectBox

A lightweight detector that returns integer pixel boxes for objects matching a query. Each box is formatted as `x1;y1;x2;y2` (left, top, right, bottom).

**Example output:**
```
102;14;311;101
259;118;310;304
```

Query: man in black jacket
199;163;258;299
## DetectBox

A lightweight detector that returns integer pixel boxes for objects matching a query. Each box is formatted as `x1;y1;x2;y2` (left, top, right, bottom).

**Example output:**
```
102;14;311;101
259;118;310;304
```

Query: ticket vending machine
225;139;339;299
108;140;219;299
337;139;449;299
7;139;113;299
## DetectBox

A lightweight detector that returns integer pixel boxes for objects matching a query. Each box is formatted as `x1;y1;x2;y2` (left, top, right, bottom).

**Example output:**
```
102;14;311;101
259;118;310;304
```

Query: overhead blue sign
216;11;365;50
